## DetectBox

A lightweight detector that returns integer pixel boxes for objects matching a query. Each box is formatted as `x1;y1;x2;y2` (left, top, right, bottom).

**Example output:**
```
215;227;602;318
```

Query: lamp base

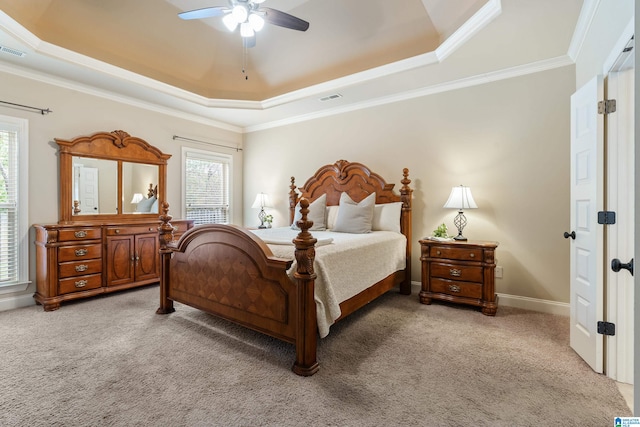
258;225;267;229
453;234;467;241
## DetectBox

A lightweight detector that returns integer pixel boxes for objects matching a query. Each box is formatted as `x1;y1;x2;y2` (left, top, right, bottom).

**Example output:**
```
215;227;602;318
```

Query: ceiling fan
178;0;310;48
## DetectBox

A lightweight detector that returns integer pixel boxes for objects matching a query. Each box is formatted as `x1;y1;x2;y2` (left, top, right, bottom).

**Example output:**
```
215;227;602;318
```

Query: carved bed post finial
157;201;175;315
289;176;297;226
158;201;174;249
292;198;319;376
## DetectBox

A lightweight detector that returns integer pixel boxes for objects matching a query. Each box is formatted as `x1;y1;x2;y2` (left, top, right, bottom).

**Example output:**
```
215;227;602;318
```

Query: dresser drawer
58;273;102;295
430;246;483;262
431;263;483;283
58;244;102;262
58;228;102;242
106;224;159;236
431;278;482;299
58;259;102;279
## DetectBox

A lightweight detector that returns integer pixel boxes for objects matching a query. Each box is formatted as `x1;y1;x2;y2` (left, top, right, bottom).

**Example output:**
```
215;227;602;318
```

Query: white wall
0;70;243;310
244;65;575;305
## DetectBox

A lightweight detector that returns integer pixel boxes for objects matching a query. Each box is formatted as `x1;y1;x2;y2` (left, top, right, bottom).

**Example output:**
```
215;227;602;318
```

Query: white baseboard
0;293;36;312
410;281;569;316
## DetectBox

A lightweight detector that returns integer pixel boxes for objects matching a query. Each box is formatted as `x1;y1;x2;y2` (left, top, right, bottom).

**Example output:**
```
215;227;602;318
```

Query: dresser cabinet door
106;235;135;287
134;233;159;282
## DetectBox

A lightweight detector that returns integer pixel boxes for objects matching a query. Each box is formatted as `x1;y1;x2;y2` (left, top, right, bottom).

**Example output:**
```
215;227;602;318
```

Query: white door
79;166;99;214
606;66;635;384
569;75;605;373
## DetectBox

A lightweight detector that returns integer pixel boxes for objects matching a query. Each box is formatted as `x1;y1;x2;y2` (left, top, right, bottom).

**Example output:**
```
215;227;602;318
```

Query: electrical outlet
495;266;503;279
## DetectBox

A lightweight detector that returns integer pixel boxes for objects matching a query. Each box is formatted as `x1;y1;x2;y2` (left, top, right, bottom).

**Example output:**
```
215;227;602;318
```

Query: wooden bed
156;160;413;375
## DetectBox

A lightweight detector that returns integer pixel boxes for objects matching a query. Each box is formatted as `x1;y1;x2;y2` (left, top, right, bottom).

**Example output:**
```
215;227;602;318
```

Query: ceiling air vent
319;94;342;102
0;45;27;58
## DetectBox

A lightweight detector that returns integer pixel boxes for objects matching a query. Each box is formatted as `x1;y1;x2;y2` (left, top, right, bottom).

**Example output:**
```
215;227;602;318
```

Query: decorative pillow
332;192;376;234
291;193;327;231
372;202;403;233
150;198;159;214
136;196;156;213
326;205;339;229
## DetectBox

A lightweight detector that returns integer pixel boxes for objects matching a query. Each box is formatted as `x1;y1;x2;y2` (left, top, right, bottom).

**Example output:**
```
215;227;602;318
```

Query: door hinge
597;321;615;336
597;211;616;225
598;99;616;114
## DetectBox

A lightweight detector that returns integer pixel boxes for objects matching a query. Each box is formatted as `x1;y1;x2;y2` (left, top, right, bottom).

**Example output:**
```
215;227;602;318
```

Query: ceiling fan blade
243;35;256;49
178;7;227;20
262;7;309;32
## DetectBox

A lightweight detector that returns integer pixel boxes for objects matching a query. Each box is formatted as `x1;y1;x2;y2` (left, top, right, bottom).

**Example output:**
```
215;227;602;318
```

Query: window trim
182;146;233;224
0;114;29;294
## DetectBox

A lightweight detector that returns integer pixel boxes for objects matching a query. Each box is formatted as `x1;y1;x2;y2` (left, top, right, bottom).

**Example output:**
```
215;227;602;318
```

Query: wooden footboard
156;199;319;376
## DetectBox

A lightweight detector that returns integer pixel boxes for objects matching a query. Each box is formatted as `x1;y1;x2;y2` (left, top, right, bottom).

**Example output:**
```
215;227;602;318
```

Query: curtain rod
0;100;52;115
173;135;243;152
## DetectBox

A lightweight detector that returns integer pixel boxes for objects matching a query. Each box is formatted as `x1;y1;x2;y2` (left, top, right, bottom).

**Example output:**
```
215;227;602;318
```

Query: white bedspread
250;227;406;338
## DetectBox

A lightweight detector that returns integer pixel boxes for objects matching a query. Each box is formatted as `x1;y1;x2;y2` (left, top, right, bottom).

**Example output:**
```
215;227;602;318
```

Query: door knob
563;231;576;240
611;258;634;276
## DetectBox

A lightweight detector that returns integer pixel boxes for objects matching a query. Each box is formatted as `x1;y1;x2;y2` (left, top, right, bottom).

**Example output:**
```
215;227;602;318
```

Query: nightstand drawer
431;263;483;283
430;246;483;261
431;278;482;299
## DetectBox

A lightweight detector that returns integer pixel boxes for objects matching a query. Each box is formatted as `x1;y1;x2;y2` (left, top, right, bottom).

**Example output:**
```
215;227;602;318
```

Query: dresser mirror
57;130;169;223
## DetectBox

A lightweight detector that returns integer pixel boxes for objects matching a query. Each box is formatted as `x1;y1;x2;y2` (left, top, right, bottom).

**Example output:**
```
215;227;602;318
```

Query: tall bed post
292;198;320;376
400;168;413;295
156;201;176;315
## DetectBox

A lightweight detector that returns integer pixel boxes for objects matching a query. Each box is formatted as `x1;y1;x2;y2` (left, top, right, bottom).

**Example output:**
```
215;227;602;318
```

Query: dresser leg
419;291;432;305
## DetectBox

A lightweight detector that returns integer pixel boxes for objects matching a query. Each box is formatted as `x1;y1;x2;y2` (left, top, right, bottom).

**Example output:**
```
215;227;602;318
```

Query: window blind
0;126;19;283
184;151;230;225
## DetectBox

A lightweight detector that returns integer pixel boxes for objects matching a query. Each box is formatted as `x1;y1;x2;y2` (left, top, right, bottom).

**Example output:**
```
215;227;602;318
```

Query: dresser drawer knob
75;264;88;272
74;280;88;288
74;248;88;257
74;231;87;238
449;268;461;277
436;250;441;255
469;253;475;258
115;229;120;234
448;284;461;293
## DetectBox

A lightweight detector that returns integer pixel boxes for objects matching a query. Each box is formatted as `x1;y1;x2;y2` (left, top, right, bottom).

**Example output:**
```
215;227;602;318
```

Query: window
0;115;28;290
183;148;231;225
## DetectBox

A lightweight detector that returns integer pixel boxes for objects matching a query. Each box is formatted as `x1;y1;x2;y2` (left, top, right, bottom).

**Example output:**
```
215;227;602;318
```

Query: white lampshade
222;13;239;31
240;22;254;38
130;193;144;204
232;5;248;23
251;193;271;209
443;185;478;210
248;13;265;32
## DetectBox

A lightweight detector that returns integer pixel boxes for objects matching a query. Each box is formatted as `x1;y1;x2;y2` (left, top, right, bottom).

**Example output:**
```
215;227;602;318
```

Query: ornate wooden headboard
288;159;413;242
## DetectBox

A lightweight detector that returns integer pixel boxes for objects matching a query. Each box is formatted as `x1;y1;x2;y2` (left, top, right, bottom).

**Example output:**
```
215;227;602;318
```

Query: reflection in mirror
122;162;159;214
72;157;118;215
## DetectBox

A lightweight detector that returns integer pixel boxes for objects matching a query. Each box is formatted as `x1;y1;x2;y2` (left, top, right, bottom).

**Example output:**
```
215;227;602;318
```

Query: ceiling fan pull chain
243;44;249;80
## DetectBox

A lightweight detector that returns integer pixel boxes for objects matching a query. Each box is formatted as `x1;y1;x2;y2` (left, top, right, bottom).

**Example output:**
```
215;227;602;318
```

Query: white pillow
136;196;156;213
372;202;403;233
291;194;327;231
150;198;159;214
326;205;339;229
332;192;376;234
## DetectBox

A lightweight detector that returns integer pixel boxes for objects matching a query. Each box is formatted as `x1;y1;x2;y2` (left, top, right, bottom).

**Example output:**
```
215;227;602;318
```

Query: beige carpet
0;286;632;426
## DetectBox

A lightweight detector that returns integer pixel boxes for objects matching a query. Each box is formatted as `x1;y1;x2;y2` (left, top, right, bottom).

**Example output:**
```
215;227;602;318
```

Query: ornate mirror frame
56;130;170;223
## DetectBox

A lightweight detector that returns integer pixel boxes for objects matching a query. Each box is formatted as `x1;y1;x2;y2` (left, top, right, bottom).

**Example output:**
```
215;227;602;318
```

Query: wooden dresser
419;239;498;315
34;220;193;311
34;130;195;311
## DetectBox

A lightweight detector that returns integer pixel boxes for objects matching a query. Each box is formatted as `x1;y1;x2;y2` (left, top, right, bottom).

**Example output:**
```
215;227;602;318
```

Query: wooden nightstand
419;239;499;315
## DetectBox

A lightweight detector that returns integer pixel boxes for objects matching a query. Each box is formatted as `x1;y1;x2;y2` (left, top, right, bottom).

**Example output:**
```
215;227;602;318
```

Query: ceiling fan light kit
179;0;309;46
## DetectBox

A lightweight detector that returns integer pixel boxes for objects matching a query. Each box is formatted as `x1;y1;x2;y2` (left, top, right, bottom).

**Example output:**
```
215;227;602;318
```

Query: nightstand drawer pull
449;268;462;277
74;231;87;238
74;249;88;257
75;264;88;272
448;284;461;293
74;280;88;288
